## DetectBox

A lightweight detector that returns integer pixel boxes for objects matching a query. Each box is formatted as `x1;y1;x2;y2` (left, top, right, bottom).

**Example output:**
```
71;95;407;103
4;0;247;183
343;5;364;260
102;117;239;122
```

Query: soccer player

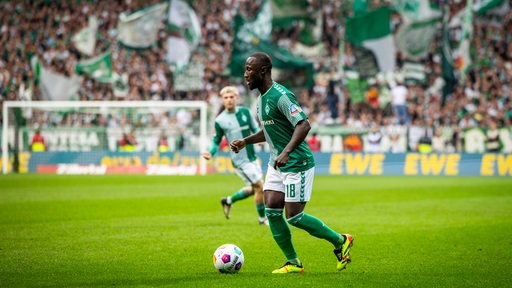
230;52;353;273
202;86;268;225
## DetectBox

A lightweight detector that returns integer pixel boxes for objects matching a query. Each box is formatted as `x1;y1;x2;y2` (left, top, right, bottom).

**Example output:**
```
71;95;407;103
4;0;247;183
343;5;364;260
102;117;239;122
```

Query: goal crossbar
2;101;208;174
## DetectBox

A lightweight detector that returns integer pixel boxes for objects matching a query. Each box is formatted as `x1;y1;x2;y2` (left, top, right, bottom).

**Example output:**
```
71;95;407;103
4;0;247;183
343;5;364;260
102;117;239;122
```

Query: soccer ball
213;244;244;273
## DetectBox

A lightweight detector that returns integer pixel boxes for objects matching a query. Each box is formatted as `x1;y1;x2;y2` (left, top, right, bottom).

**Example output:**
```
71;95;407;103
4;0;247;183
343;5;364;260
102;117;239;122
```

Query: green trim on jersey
257;82;315;172
210;106;260;168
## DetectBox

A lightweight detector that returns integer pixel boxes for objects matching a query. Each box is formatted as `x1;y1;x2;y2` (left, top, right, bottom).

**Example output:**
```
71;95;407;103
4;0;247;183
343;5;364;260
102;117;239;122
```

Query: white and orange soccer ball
213;244;244;273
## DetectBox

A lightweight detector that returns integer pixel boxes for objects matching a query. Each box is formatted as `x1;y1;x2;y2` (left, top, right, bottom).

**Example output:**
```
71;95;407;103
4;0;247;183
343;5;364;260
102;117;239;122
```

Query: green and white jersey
211;106;259;168
257;82;315;173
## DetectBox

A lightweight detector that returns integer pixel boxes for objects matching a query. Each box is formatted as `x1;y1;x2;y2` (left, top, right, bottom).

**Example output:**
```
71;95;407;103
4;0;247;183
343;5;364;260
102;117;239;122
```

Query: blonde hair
219;86;239;97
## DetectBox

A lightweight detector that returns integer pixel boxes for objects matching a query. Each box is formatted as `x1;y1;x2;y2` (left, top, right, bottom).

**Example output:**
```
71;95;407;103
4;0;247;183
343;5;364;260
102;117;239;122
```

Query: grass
0;174;511;287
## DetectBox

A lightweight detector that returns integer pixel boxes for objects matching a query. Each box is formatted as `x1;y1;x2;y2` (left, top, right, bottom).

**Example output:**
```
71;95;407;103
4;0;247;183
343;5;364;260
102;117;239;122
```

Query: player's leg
252;180;267;225
264;165;303;273
288;206;353;270
236;161;267;224
244;161;267;224
283;167;353;271
220;186;251;219
220;165;256;219
228;186;253;204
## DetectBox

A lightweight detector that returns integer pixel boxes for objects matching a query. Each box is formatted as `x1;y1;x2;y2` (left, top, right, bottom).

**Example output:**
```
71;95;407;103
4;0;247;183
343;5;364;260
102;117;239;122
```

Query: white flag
31;57;81;101
72;15;98;56
168;0;201;48
167;0;201;67
167;36;192;69
112;72;129;98
393;0;442;60
117;2;168;49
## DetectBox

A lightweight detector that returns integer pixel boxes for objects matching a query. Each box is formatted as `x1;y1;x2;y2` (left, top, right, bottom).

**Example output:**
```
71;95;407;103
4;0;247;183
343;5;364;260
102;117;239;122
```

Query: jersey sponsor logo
289;104;302;115
231;125;250;133
262;120;274;126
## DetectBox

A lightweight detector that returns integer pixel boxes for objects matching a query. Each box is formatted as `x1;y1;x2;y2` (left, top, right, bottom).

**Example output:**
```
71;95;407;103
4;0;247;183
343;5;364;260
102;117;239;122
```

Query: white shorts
263;165;314;203
235;160;263;186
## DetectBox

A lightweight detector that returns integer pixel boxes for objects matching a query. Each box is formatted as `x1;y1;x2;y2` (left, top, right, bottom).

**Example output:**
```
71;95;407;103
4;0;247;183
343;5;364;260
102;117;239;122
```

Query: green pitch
1;174;511;287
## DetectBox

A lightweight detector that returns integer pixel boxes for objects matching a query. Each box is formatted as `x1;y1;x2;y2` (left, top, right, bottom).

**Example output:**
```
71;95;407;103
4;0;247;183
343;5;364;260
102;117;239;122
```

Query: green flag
453;0;473;82
230;0;314;88
353;0;370;16
270;0;309;28
474;0;506;14
270;0;320;45
346;7;396;77
441;6;456;105
75;50;113;83
391;0;440;21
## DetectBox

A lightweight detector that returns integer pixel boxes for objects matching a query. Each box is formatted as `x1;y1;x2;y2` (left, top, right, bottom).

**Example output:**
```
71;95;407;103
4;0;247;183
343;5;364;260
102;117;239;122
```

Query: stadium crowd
1;0;511;153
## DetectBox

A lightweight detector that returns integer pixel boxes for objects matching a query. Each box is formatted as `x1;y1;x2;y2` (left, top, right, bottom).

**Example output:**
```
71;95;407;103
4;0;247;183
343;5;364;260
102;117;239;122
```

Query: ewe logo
289;104;302;116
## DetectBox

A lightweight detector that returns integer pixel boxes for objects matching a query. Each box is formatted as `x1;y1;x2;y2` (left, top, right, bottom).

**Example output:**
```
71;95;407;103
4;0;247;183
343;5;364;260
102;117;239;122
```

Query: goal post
2;101;208;175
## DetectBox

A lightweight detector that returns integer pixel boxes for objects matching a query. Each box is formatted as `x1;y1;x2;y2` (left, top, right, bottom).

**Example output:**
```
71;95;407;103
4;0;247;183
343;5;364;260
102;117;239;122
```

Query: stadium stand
0;0;511;153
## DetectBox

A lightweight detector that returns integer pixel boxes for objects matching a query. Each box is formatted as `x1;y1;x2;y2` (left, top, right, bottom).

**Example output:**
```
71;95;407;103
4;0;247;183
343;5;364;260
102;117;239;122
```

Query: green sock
265;208;298;261
288;212;343;248
288;258;301;266
230;188;249;203
256;203;265;218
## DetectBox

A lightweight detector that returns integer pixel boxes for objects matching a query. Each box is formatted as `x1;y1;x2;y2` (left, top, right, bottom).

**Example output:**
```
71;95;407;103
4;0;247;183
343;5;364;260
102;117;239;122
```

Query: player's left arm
274;94;310;168
274;119;310;169
231;130;266;153
250;112;260;133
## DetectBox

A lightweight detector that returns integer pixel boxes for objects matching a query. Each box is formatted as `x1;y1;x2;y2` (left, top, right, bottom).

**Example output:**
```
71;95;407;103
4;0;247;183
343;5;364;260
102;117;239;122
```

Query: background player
202;86;268;225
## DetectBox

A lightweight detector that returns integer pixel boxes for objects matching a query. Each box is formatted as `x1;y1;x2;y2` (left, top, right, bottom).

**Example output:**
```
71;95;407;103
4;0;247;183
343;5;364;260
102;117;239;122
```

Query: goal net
2;101;208;175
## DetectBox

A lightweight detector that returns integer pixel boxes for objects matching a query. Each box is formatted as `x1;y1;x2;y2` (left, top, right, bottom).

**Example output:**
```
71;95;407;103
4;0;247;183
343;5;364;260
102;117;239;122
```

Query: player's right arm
231;130;266;153
203;122;224;159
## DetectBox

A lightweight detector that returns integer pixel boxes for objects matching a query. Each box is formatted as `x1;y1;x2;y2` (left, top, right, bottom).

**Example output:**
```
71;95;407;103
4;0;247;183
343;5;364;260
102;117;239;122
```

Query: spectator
366;123;383;153
459;112;478;129
117;133;129;152
31;129;46;152
390;78;409;125
118;131;137;152
125;130;137;152
485;119;501;152
388;132;406;153
157;130;169;153
307;133;321;152
326;80;339;122
431;128;446;153
417;130;432;154
365;80;379;117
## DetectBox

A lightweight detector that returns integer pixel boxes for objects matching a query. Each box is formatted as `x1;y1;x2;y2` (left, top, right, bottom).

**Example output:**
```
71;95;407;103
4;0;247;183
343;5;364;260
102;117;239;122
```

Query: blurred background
1;0;511;174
